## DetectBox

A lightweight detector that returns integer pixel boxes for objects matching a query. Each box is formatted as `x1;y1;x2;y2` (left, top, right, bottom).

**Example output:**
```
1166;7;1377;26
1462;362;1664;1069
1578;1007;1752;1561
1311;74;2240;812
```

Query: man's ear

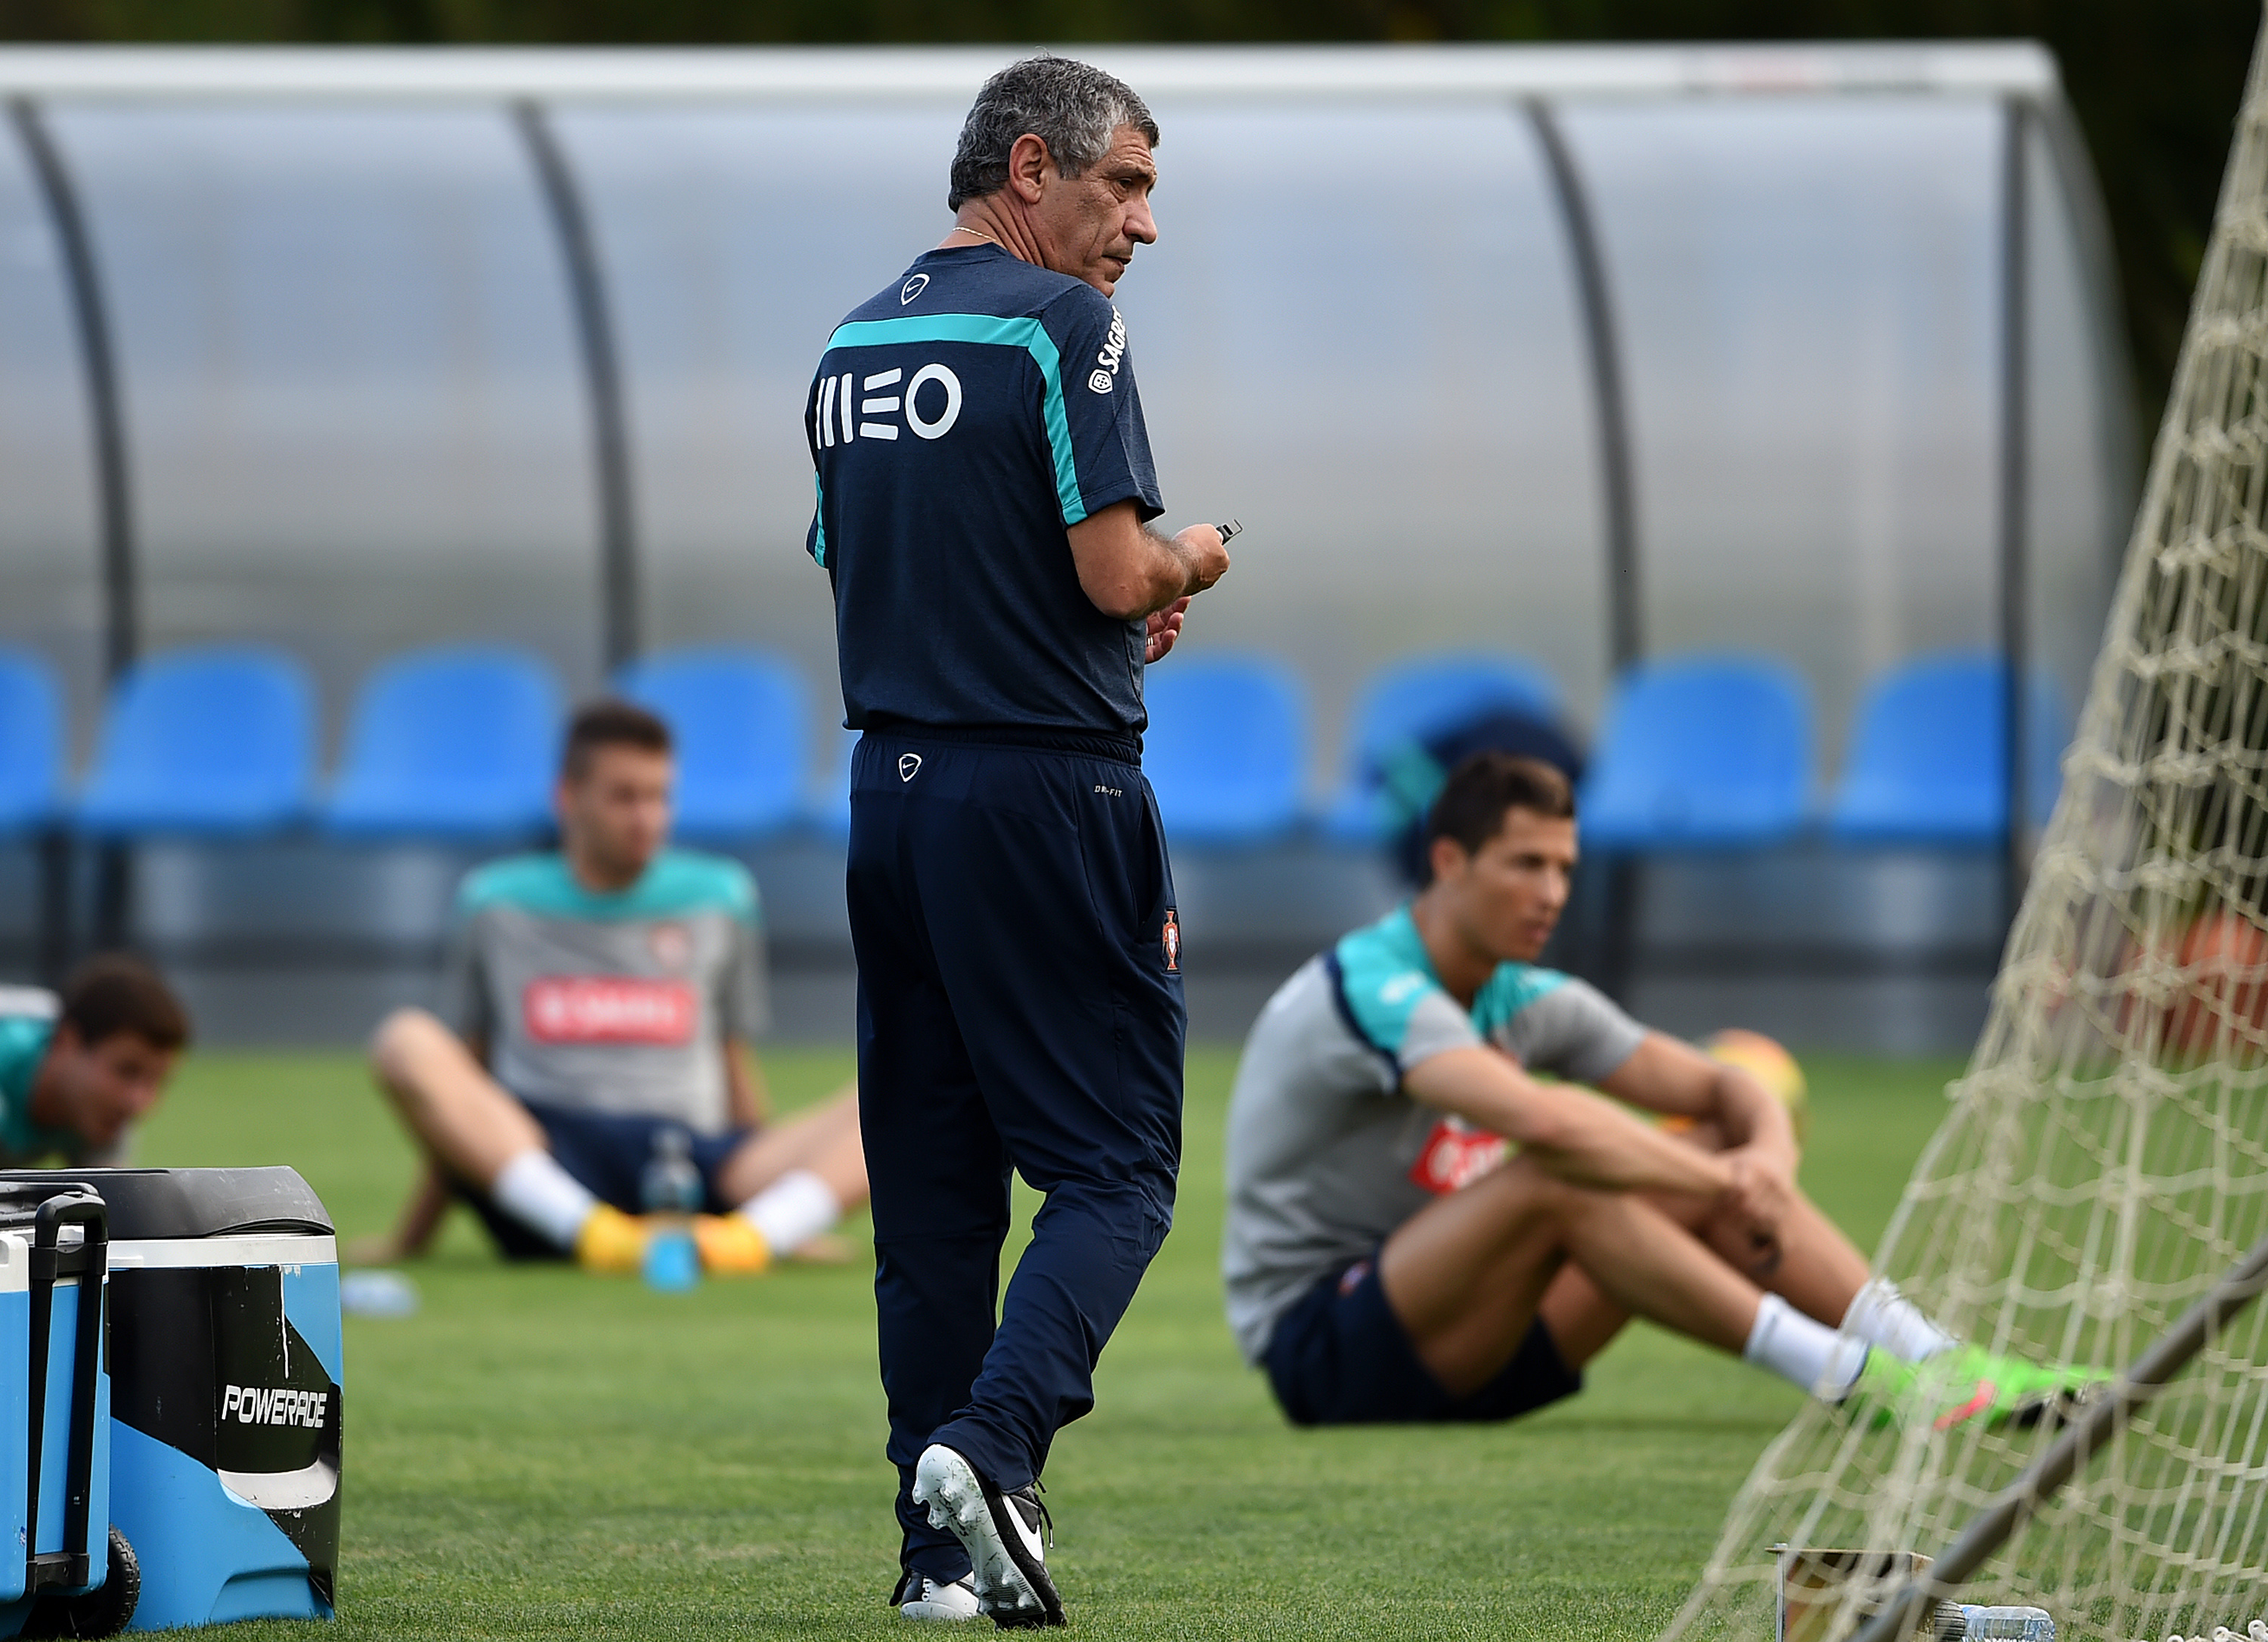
1428;834;1467;885
1008;132;1052;203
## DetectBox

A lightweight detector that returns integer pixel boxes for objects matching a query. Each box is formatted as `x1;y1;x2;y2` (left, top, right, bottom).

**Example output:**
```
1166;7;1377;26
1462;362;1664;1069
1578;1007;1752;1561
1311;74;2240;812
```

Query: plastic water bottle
339;1269;420;1318
639;1128;703;1293
1960;1607;2056;1641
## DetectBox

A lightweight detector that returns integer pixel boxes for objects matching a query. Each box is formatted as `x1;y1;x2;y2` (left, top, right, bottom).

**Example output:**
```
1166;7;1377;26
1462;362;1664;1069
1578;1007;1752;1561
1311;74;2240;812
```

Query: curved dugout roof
0;45;2130;787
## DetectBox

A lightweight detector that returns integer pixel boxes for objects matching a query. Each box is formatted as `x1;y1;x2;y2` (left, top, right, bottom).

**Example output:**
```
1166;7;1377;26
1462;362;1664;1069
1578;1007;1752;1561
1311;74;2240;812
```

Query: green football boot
1842;1345;2114;1433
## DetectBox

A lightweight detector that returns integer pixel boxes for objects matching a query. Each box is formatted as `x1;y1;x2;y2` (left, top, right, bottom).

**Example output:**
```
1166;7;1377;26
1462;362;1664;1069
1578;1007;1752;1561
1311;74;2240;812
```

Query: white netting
1664;17;2268;1642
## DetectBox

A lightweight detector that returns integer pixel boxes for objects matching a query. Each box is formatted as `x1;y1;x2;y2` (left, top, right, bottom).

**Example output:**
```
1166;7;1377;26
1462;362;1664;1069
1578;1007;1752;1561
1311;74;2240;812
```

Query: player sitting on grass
1223;751;2103;1433
0;956;190;1166
358;699;867;1276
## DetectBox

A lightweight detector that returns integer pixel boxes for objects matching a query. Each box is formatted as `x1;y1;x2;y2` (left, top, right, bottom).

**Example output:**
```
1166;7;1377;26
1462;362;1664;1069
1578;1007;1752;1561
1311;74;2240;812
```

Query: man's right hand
1067;500;1232;621
1173;522;1231;596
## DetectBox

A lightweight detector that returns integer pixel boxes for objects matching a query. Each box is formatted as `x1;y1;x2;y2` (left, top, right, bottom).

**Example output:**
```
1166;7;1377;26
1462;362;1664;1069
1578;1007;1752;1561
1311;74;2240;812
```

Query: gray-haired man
805;54;1230;1628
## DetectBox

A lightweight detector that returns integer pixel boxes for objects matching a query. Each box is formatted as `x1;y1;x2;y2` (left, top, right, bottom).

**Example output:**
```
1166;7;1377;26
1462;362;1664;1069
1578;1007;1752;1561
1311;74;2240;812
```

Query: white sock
1840;1278;1956;1363
739;1170;840;1253
1744;1293;1871;1398
490;1149;599;1250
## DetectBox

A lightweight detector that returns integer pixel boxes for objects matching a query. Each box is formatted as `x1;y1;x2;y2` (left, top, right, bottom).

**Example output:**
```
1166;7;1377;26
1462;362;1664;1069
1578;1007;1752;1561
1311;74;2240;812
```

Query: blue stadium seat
1579;654;1813;850
1142;655;1309;846
327;646;563;840
1323;652;1563;841
617;647;810;843
76;646;315;837
1827;652;2067;846
0;649;63;835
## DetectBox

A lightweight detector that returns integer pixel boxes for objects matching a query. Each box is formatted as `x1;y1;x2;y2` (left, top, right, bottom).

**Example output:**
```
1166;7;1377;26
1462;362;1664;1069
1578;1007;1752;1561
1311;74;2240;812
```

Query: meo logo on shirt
815;364;962;445
524;977;696;1046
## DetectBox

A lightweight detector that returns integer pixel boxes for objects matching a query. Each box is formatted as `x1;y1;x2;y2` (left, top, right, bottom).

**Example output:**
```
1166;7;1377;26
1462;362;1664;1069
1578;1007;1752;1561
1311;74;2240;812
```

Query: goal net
1664;21;2268;1642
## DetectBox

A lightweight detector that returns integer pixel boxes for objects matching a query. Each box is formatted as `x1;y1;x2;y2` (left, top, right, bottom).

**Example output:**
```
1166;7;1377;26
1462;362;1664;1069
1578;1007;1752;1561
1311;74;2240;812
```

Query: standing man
805;55;1230;1629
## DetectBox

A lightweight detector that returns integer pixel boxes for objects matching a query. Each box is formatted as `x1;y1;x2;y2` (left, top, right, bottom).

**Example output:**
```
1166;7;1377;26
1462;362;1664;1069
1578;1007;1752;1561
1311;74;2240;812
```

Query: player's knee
368;1008;447;1088
1532;1173;1625;1232
1464;1154;1597;1235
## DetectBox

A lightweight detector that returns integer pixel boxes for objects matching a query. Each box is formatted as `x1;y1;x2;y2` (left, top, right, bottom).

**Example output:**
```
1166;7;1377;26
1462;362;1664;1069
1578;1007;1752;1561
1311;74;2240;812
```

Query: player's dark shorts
457;1097;753;1261
1263;1253;1582;1426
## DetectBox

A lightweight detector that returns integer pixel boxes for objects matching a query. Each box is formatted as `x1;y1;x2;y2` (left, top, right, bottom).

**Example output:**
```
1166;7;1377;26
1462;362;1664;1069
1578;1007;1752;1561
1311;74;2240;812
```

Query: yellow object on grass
1661;1028;1811;1148
692;1213;773;1277
574;1203;649;1274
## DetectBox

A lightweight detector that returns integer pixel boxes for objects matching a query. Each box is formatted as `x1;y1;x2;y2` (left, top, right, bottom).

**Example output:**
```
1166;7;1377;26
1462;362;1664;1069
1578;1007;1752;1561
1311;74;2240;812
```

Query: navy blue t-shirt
805;243;1166;737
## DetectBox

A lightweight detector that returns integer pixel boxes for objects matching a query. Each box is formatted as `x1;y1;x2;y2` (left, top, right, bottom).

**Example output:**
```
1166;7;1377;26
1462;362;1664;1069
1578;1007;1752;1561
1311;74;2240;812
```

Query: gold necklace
948;223;1006;250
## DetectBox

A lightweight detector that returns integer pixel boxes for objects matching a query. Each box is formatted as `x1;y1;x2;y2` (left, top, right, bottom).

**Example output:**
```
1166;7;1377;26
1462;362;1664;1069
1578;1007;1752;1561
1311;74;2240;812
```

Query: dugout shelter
0;44;2134;1048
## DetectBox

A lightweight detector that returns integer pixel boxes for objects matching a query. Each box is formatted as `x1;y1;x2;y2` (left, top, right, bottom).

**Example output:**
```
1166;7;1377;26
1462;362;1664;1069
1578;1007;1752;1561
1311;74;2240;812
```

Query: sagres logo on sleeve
1089;308;1129;394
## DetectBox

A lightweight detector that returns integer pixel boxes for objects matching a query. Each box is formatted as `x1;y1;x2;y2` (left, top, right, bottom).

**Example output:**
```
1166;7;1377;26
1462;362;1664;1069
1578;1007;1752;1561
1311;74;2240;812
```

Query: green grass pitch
135;1046;1959;1640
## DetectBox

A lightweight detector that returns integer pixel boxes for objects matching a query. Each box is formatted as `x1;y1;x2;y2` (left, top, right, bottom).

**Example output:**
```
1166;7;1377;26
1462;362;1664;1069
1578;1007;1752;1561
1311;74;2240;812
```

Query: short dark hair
1424;752;1576;862
948;55;1160;212
562;699;671;782
58;955;190;1053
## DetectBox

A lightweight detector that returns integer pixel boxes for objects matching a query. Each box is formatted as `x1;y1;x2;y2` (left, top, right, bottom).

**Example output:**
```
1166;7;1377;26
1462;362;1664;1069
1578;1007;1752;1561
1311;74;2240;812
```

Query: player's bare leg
367;1008;546;1186
1693;1188;1869;1324
1380;1154;1763;1397
695;1090;868;1275
1517;1179;1875;1377
345;1160;451;1265
366;1007;643;1271
1658;1117;1871;1326
699;1090;869;1269
715;1087;866;1209
1534;1266;1622;1369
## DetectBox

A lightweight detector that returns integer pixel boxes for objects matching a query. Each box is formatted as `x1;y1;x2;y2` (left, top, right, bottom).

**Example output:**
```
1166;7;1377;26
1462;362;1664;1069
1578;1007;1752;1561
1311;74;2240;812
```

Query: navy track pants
847;727;1185;1585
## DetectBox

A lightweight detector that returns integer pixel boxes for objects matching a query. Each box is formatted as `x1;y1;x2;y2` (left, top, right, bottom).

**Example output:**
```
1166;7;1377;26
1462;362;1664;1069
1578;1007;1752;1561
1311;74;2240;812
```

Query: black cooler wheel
18;1526;139;1640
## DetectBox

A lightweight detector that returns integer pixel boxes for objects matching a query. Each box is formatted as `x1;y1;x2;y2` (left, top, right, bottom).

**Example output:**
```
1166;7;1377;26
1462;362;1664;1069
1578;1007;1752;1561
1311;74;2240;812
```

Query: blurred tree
0;0;2252;432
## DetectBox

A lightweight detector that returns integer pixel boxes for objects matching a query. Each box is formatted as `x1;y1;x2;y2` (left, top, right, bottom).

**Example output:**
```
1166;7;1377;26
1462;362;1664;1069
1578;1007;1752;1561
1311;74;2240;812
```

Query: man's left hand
1145;596;1191;664
1719;1143;1796;1250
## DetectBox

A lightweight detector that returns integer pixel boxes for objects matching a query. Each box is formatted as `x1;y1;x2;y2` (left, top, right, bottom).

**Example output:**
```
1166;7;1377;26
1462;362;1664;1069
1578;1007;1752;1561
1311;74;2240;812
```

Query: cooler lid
0;1167;332;1238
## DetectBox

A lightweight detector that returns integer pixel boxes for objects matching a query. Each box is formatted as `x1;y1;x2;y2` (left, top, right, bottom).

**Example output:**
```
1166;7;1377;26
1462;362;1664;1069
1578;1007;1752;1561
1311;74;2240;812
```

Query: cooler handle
25;1191;106;1595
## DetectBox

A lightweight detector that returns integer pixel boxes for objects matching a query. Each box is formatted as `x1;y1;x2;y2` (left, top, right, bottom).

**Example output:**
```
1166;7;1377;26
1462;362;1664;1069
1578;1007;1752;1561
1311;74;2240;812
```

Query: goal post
1665;16;2268;1642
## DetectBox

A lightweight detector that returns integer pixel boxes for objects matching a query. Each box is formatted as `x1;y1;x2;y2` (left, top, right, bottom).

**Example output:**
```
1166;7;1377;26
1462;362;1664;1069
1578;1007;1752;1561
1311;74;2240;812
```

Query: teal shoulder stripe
455;854;556;915
1330;906;1440;1060
1470;964;1571;1036
459;849;758;925
810;472;827;568
825;314;1086;525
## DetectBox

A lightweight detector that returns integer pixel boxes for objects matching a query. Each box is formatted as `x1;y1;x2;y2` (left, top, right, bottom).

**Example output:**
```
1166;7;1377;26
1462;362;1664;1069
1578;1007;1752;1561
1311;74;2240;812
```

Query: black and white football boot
889;1567;981;1622
910;1444;1064;1629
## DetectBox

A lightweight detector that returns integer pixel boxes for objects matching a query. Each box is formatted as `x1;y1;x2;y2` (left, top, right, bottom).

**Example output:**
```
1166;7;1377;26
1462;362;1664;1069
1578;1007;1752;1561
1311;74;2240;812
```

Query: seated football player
0;955;191;1166
1223;751;2101;1433
359;699;867;1276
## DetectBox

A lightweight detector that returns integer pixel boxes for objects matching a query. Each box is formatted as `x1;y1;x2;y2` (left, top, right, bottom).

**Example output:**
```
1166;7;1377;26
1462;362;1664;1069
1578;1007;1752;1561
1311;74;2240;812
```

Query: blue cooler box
0;1184;117;1639
5;1169;339;1631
